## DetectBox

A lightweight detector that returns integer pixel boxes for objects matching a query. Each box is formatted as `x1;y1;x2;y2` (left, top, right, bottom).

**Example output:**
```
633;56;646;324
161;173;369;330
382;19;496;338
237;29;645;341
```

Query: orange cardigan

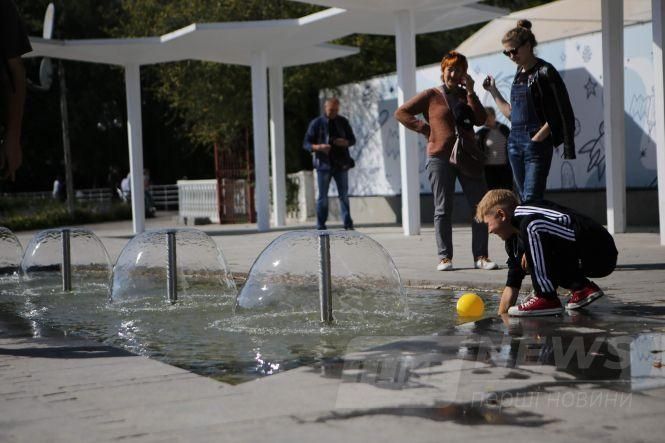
394;87;486;158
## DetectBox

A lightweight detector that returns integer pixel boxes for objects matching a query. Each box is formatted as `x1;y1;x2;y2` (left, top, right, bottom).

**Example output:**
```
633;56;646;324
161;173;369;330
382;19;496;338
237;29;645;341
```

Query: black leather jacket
518;58;576;159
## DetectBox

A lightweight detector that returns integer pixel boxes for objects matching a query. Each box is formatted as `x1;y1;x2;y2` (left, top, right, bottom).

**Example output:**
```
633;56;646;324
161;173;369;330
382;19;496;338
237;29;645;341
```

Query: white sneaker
474;256;498;270
436;258;453;271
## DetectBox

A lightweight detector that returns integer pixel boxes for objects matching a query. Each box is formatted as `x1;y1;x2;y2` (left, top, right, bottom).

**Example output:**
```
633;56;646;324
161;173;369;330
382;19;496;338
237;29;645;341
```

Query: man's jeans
316;168;353;229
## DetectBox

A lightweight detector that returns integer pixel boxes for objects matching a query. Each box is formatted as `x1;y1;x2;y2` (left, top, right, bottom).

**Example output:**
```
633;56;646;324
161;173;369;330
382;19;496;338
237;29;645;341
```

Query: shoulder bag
439;87;486;178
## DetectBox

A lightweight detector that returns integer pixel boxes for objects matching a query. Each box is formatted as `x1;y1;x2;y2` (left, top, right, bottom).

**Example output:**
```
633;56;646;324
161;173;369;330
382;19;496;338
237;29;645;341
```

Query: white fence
177;179;219;223
287;170;315;222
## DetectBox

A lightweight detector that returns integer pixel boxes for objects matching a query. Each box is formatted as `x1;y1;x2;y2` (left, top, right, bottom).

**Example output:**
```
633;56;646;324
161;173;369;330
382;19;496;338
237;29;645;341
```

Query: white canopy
26;9;360;233
457;0;652;57
295;0;507;235
28;35;358;68
295;1;507;35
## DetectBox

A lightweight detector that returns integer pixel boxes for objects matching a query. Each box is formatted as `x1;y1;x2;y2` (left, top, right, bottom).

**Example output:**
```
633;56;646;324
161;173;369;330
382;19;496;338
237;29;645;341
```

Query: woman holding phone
483;19;576;203
395;51;498;272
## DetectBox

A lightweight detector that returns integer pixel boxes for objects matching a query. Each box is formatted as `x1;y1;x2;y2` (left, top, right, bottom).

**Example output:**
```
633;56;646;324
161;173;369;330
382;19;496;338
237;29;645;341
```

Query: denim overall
508;78;553;202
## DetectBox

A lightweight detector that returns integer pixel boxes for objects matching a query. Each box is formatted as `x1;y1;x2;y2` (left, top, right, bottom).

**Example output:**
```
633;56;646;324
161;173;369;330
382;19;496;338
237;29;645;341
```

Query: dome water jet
0;227;22;277
236;230;406;326
20;228;112;293
111;228;236;306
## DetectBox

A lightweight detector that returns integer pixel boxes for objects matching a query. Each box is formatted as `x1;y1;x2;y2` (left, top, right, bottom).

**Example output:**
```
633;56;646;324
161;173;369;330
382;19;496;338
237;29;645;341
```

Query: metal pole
166;230;177;304
318;232;333;323
58;60;75;216
61;228;71;291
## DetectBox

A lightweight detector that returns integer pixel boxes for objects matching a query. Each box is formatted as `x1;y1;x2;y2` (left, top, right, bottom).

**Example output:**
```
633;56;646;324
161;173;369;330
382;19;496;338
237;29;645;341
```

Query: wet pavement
2;214;665;441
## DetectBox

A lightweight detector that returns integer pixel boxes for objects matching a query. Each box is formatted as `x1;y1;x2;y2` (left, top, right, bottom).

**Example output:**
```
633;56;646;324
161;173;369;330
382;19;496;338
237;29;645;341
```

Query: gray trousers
426;156;489;261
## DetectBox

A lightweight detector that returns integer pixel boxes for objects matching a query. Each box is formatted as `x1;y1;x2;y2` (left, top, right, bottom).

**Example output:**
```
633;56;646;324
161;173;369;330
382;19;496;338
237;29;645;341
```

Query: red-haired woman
483;19;576;203
395;51;498;272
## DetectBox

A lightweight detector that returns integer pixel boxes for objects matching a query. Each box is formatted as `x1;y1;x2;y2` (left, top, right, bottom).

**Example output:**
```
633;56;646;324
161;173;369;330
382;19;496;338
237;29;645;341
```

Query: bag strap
437;86;461;138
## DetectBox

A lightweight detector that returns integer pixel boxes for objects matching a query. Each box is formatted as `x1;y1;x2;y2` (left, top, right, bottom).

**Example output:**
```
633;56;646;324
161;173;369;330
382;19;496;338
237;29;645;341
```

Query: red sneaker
566;282;604;310
508;293;564;317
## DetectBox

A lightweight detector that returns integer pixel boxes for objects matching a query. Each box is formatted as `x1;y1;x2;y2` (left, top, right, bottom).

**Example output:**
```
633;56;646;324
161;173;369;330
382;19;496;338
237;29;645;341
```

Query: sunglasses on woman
503;43;524;57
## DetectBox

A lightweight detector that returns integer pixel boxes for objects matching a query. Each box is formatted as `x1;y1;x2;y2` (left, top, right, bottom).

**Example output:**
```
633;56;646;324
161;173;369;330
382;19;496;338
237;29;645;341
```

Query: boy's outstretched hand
498;286;520;314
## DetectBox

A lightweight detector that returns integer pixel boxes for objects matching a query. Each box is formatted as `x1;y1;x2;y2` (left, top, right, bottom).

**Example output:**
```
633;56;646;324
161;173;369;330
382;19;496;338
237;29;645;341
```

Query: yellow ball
456;292;485;317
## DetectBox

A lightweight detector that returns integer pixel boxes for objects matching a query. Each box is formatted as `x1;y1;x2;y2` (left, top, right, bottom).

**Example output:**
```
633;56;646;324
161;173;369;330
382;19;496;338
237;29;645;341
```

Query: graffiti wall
333;22;656;196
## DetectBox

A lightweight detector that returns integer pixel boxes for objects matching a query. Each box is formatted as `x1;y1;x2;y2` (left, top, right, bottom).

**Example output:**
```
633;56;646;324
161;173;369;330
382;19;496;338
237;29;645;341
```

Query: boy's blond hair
475;189;520;222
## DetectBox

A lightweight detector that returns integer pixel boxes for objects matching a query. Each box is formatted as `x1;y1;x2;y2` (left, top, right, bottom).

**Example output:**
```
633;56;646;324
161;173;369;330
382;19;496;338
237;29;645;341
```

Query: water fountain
20;228;112;293
236;230;406;325
110;228;237;306
2;225;494;383
0;227;23;276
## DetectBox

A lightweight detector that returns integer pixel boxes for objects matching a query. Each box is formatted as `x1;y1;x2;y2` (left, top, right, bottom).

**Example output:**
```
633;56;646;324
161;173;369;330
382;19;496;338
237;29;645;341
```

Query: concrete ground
2;213;665;442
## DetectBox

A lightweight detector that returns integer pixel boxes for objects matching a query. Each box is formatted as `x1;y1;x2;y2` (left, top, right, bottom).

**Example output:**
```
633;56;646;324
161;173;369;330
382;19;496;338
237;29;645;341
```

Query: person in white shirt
120;172;131;202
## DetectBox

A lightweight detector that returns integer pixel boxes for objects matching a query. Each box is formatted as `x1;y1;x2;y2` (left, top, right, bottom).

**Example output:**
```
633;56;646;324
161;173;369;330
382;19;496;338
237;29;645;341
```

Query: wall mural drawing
578;121;606;182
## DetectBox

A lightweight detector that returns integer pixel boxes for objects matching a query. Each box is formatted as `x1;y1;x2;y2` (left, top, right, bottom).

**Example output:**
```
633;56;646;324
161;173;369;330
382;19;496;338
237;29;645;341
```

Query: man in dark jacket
303;97;356;230
476;189;617;316
1;0;32;181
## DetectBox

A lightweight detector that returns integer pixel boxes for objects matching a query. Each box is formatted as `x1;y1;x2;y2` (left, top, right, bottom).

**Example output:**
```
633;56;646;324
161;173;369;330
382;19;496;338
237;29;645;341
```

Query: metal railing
1;188;113;202
2;185;179;210
76;188;113;202
149;184;179;210
1;190;51;200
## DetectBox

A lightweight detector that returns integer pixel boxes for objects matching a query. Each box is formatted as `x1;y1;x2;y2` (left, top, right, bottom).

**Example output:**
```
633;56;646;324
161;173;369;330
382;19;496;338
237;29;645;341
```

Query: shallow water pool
0;276;498;384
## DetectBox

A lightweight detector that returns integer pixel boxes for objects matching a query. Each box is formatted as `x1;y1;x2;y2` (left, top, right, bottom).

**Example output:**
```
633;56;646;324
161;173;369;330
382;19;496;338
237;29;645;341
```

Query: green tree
10;0;553;192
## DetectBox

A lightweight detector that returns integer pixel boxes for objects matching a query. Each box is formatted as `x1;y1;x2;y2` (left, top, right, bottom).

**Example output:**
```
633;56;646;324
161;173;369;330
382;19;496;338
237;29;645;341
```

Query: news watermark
473;390;633;410
334;333;664;410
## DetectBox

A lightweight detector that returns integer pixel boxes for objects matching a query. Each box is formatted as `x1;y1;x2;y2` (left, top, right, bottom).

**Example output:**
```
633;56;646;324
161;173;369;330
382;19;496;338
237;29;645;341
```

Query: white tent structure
296;0;508;235
29;37;181;234
28;8;359;233
26;3;505;235
457;0;665;245
457;0;652;56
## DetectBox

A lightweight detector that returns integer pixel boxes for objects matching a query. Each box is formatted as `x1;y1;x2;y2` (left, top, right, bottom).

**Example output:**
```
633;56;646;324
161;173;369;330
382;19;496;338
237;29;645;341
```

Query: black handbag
440;88;485;178
449;126;485;178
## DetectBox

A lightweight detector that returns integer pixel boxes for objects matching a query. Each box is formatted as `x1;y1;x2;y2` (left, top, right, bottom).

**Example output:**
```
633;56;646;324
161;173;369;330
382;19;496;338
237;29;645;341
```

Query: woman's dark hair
502;19;537;50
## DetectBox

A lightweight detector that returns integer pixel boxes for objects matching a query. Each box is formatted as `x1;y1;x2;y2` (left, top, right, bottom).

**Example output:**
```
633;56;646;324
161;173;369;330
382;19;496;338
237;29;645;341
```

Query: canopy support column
124;63;145;234
395;9;420;236
601;0;626;233
269;66;287;227
653;0;665;245
251;51;270;232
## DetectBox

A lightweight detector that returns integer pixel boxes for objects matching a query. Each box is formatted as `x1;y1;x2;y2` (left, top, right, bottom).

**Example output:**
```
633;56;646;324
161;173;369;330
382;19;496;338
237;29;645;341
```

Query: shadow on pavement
0;345;135;359
614;263;665;271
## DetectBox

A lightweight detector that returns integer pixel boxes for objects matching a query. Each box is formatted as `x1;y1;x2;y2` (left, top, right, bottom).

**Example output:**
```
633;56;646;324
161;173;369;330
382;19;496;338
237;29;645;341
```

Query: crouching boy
475;190;618;316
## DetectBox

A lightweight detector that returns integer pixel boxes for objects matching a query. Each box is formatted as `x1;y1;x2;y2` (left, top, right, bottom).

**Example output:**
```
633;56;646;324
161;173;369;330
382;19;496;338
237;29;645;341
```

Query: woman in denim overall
482;19;575;203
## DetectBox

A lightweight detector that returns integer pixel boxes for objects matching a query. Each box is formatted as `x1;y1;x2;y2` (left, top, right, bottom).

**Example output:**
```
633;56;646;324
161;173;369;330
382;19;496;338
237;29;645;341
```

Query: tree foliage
9;0;553;193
